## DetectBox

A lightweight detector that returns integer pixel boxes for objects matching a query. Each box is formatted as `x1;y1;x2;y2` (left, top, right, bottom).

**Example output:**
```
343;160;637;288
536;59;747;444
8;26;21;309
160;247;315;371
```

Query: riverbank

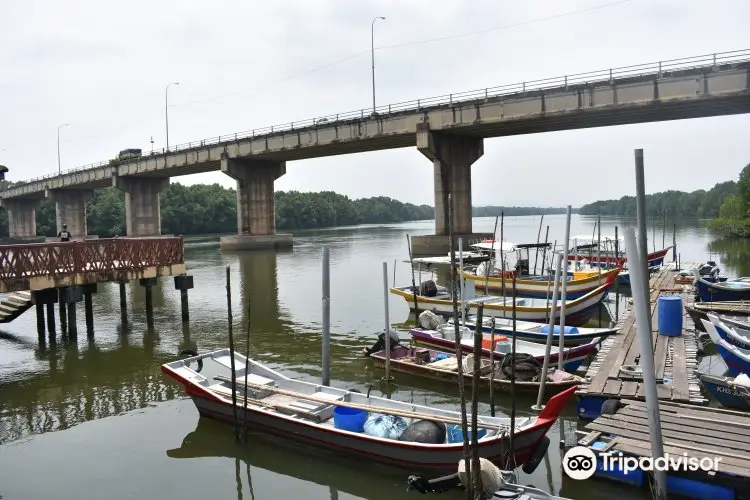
708;217;750;237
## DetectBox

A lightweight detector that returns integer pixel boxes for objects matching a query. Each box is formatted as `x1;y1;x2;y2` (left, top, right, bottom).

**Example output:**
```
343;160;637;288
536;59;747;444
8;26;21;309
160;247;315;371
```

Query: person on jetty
58;224;71;242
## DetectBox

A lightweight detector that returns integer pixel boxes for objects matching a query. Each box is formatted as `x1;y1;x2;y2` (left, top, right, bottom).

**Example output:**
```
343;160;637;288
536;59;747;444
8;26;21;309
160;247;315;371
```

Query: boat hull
699;374;750;411
695;276;750;302
462;267;621;299
409;329;598;373
185;387;550;472
568;246;672;267
370;346;582;395
686;304;750;332
456;318;617;347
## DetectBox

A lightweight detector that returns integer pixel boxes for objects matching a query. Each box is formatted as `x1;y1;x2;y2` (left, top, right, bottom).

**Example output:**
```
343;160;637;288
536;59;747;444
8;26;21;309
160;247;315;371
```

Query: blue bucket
446;424;487;443
333;406;368;433
540;324;579;335
657;296;683;337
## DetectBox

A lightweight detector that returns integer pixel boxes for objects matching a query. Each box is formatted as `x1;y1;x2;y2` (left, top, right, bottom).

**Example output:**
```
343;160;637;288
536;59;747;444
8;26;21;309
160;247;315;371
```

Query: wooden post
84;290;94;336
46;302;55;342
470;303;484;496
119;281;128;326
67;301;77;337
140;278;157;328
174;275;194;324
180;290;189;322
488;317;496;417
322;247;331;386
406;235;420;318
58;288;68;335
35;302;45;338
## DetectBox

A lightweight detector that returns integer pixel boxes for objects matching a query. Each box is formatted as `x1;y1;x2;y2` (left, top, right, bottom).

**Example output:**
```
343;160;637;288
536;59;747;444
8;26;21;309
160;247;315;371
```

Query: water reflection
708;236;750;277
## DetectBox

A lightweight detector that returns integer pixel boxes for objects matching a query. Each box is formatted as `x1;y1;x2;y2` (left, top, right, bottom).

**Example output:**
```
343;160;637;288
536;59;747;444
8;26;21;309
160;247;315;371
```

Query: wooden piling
46;302;55;341
84;290;94;336
35;302;45;337
67;301;77;337
145;285;154;328
180;290;189;323
58;288;68;334
119;281;128;326
470;303;484;496
226;266;241;442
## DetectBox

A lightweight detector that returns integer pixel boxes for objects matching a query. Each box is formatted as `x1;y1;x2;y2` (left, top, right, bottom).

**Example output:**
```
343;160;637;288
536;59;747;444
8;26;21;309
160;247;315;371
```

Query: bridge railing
0;236;184;280
10;49;750;189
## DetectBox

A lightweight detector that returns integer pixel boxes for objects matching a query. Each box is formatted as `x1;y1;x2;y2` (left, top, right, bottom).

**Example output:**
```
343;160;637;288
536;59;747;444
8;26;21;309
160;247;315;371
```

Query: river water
0;215;742;500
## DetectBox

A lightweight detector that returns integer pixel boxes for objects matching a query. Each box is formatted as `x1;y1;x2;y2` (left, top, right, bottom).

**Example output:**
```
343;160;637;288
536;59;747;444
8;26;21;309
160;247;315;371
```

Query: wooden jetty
576;264;707;418
578;398;750;497
0;237;193;338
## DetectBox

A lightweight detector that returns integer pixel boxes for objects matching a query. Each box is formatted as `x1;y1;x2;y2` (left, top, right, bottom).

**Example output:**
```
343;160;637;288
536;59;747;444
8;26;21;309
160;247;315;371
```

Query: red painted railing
0;237;184;280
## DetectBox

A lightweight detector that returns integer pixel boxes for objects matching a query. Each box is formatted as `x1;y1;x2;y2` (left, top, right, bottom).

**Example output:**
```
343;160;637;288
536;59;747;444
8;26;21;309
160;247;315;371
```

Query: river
0;215;742;500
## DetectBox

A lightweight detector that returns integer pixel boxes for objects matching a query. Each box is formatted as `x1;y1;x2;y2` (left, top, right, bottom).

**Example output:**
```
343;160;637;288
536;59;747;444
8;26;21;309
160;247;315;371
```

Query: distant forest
0;181;566;237
579;181;737;218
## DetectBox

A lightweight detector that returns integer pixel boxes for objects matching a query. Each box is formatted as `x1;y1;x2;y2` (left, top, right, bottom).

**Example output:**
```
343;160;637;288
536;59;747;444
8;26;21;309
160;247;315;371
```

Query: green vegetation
579;181;737;218
0;181;571;237
708;164;750;237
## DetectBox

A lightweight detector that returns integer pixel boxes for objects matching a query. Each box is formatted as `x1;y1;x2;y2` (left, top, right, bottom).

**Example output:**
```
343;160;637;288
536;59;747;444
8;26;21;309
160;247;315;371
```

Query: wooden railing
0;237;184;280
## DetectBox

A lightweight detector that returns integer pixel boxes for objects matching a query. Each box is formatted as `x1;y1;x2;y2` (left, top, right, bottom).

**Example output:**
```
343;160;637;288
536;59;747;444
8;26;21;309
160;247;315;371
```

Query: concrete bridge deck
2;50;750;254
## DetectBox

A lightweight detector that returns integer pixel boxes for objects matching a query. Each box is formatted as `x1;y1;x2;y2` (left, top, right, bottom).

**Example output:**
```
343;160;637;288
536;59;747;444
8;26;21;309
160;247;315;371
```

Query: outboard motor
362;329;401;356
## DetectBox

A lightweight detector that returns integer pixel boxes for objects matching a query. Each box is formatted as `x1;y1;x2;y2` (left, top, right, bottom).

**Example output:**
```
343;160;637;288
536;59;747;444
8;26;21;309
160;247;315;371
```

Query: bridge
2;50;749;255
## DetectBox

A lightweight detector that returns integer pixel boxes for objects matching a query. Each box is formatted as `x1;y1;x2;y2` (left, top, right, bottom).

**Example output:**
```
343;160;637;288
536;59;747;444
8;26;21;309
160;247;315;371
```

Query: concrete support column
60;286;83;337
113;175;169;236
3;199;38;238
32;289;58;341
119;280;128;326
411;124;493;256
45;189;93;239
219;154;293;250
83;283;97;336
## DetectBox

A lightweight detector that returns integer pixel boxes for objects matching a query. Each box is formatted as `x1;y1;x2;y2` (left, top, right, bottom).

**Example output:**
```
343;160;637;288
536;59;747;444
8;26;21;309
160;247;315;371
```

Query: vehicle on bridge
108;148;142;166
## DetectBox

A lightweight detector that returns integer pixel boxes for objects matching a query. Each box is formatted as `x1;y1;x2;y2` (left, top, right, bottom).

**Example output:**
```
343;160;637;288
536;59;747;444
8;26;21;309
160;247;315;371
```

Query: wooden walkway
579;399;750;491
578;264;707;406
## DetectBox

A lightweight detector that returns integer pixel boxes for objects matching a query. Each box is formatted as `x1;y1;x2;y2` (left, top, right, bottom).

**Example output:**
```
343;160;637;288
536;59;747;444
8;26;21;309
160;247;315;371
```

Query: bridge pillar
45;189;93;239
3;199;38;238
412;125;493;256
219;155;293;250
113;176;169;236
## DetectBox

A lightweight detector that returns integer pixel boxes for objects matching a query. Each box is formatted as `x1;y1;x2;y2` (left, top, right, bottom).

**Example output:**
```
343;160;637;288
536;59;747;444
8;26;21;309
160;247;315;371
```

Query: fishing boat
717;315;750;336
369;345;583;395
705;313;750;351
701;319;750;376
390;279;614;326
450;315;618;347
685;301;750;332
567;236;672;268
698;373;750;411
459;266;621;299
409;325;600;372
694;276;750;302
162;349;577;472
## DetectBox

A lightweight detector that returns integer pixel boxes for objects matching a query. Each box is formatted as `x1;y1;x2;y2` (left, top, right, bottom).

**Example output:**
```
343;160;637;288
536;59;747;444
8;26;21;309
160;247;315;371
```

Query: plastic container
446;424;487;443
494;339;512;354
481;335;508;351
540;325;579;335
657;296;683;336
333;407;368;433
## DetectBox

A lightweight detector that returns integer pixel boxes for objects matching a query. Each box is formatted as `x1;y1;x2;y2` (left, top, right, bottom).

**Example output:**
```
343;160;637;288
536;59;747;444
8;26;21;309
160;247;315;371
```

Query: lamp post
165;82;180;151
371;16;385;114
57;123;70;174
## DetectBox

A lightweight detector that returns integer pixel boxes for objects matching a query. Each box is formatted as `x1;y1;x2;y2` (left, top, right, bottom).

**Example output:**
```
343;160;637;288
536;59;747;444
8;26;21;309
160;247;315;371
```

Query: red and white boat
162;349;577;472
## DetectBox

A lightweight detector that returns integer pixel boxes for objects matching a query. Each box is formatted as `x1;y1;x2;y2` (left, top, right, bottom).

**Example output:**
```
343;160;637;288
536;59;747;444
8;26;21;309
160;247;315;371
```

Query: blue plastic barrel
540;325;579;335
333;406;368;432
657;296;683;336
446;424;487;443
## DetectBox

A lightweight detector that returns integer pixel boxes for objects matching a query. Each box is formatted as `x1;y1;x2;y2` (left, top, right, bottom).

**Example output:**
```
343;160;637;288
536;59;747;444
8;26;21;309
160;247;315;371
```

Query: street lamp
371;16;385;114
165;82;180;151
57;123;70;174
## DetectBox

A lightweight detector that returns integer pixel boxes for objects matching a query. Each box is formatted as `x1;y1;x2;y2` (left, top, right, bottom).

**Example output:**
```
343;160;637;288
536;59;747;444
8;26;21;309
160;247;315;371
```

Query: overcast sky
1;0;749;207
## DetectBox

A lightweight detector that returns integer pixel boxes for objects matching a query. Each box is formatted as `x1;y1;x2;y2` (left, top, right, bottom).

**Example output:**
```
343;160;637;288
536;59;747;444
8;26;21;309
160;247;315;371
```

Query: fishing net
399;420;446;444
498;353;543;381
418;310;443;330
363;413;409;440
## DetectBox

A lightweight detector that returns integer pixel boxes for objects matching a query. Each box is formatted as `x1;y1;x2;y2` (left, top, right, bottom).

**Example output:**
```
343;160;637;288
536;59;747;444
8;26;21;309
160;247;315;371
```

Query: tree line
579;180;737;218
708;164;750;237
0;181;573;237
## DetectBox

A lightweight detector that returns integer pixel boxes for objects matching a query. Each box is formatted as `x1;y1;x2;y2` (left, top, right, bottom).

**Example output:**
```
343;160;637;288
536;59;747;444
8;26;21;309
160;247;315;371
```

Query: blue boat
701;318;750;376
707;313;750;351
699;373;750;410
694;276;750;302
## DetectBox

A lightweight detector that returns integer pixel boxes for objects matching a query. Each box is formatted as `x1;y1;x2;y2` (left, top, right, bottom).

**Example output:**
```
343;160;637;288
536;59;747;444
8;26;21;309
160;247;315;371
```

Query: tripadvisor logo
563;446;723;480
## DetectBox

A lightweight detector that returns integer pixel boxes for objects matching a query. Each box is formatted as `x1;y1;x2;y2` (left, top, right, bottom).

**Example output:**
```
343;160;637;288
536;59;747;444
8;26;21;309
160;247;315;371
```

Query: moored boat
685;301;750;332
701;319;750;376
698;372;750;411
162;349;577;472
695;276;750;302
450;315;617;347
409;325;600;372
369;345;583;395
390;279;614;326
568;245;672;268
707;313;750;351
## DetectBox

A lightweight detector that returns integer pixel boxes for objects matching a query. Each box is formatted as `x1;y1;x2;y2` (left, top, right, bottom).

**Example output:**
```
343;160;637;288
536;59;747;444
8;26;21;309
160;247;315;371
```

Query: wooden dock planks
582;399;750;480
578;264;706;406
